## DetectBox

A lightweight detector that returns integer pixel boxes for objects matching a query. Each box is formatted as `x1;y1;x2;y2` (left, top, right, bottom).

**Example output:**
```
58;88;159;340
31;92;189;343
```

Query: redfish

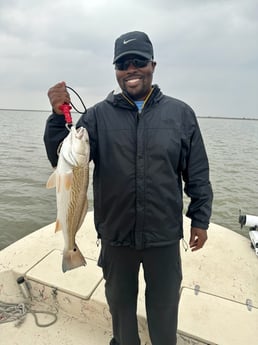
46;126;90;272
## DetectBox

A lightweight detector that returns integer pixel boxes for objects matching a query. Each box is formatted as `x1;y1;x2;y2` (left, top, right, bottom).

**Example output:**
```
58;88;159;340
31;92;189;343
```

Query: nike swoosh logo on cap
123;38;137;44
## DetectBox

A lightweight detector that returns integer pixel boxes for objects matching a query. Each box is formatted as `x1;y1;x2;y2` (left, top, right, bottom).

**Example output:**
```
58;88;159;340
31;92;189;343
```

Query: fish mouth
75;127;85;139
74;127;89;144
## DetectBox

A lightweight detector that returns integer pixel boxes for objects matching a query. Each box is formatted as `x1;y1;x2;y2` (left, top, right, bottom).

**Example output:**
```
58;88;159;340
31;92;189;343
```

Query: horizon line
0;108;257;120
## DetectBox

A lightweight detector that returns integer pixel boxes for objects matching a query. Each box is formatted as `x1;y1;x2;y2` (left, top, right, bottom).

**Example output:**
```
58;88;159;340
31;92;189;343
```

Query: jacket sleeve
43;113;69;167
182;112;213;230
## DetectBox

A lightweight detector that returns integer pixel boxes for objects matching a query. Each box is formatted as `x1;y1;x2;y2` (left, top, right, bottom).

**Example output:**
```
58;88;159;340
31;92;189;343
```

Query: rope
0;300;57;328
0;301;27;326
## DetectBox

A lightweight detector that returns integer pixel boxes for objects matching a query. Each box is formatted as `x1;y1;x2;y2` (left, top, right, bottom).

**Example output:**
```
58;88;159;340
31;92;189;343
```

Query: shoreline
0;108;50;113
0;108;257;120
198;116;258;121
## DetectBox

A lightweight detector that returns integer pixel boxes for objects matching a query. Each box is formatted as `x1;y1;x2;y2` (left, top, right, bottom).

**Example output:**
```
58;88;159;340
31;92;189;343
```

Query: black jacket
44;85;213;249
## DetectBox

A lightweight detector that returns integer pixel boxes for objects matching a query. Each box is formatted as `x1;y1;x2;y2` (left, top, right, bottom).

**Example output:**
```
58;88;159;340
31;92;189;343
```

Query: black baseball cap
113;31;154;63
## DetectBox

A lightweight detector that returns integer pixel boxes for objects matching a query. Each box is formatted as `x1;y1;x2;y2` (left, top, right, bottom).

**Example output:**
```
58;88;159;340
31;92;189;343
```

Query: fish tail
62;245;86;273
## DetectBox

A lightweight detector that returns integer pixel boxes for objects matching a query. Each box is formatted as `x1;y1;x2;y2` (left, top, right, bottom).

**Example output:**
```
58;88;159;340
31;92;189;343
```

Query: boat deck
1;211;257;344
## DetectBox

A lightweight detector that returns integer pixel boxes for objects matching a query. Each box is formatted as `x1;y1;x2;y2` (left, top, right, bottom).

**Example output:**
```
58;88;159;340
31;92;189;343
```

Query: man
44;31;213;345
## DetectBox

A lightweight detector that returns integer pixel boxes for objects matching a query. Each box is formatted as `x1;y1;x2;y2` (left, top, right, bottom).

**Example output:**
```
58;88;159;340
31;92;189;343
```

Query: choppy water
0;110;257;250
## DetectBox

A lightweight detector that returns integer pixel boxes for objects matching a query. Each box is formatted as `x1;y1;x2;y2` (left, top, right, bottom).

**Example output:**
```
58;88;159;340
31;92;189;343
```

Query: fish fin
64;172;73;190
46;171;56;189
62;245;86;273
55;219;62;232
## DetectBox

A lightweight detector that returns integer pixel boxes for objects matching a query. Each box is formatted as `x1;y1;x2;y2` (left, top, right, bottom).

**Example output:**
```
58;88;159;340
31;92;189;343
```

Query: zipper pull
182;238;188;252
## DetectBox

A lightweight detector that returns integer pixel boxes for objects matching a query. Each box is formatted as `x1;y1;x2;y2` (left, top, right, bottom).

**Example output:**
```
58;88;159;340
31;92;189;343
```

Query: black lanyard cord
66;85;87;114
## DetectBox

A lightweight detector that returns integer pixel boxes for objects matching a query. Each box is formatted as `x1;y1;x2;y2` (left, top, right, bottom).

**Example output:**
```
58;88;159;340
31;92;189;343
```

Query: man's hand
189;227;207;252
47;81;71;114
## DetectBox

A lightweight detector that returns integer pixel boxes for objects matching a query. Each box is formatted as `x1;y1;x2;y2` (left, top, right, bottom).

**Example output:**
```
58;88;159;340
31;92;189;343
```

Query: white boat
1;211;257;345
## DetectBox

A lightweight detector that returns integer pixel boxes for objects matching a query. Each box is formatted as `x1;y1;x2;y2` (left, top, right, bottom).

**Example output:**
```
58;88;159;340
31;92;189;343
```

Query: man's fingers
47;81;70;114
189;227;208;252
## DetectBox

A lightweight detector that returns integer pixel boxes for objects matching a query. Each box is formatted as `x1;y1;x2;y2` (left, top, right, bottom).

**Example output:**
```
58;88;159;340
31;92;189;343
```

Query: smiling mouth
125;78;141;86
128;78;139;83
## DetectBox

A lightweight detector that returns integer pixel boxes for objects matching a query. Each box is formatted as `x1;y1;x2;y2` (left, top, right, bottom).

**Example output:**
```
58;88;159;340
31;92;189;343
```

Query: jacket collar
106;84;163;109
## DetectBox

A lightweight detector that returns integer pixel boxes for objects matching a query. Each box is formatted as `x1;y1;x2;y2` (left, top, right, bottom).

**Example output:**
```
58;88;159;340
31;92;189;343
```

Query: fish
46;126;90;272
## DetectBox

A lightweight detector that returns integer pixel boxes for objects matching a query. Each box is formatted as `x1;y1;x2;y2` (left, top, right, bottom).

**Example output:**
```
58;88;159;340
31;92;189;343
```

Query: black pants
98;242;182;345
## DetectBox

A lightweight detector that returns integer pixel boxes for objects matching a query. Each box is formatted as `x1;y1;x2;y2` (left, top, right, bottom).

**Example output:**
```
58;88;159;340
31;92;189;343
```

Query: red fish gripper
59;103;73;125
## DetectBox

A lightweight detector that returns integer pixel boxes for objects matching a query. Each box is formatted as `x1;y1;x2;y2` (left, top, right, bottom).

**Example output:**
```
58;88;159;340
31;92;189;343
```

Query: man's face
115;55;156;100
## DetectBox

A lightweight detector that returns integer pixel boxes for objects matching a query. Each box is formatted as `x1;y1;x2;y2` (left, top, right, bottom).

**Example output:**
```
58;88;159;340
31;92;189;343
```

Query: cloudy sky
1;0;257;117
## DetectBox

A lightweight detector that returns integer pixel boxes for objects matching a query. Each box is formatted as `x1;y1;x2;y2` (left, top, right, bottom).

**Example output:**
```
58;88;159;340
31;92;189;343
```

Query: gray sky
1;0;257;117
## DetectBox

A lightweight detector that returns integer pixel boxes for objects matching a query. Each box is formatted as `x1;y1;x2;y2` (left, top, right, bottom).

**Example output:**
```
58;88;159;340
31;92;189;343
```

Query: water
0;110;257;250
197;117;258;232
